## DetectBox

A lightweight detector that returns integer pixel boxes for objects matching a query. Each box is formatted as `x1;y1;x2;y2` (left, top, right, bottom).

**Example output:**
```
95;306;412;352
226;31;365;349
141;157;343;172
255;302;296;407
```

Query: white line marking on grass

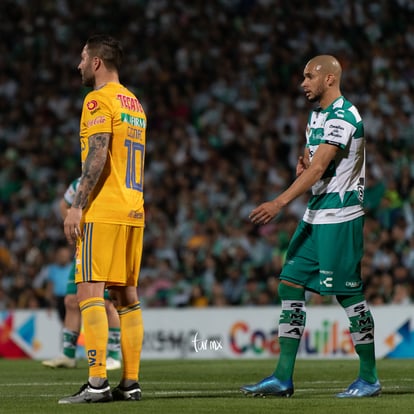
2;382;81;387
4;378;414;387
154;390;239;396
4;384;411;400
302;379;414;384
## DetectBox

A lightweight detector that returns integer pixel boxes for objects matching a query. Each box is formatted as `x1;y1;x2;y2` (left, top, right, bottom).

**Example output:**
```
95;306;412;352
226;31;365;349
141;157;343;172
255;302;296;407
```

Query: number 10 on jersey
124;139;144;191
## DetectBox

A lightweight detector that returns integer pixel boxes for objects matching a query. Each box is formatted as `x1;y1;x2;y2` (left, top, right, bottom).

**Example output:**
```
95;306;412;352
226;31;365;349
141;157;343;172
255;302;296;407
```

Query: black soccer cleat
112;382;142;401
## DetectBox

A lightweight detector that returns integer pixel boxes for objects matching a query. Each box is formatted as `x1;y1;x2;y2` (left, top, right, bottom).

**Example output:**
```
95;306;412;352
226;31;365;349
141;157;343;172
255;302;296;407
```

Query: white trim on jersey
303;205;365;224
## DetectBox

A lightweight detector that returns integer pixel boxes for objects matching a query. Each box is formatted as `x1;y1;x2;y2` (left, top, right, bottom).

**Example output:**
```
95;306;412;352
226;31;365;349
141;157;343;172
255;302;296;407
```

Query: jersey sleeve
63;178;80;206
321;112;357;149
81;92;113;136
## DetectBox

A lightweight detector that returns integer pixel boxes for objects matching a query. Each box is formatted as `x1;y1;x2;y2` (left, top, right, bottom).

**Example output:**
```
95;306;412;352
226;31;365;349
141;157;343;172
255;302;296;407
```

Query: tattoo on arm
72;132;111;209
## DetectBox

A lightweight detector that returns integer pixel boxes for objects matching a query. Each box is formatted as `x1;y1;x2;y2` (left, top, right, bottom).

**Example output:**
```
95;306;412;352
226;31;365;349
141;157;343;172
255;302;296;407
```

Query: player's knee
336;294;349;307
278;281;305;301
336;294;366;309
64;294;79;311
105;296;118;310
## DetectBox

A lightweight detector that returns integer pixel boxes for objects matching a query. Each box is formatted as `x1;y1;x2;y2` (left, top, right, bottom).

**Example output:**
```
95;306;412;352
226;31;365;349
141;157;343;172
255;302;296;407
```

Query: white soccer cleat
42;355;76;368
106;357;121;371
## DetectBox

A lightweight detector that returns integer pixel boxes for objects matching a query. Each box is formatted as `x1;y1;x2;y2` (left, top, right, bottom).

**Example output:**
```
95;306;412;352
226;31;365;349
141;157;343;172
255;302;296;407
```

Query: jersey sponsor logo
121;112;146;128
86;100;98;111
327;123;345;140
329;124;345;131
86;115;106;127
309;131;323;145
117;94;144;113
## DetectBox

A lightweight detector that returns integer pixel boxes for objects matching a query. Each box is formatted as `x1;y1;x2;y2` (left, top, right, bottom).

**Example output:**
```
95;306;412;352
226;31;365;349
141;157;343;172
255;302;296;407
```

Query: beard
306;84;324;103
81;66;95;87
307;94;320;103
82;73;95;87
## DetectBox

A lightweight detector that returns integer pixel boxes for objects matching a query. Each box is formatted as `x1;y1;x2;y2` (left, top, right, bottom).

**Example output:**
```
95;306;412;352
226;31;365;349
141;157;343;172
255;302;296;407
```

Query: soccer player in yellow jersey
59;34;146;404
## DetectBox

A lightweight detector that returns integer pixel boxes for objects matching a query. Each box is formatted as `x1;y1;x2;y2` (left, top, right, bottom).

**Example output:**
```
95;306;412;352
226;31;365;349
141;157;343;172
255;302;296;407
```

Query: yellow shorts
75;222;144;286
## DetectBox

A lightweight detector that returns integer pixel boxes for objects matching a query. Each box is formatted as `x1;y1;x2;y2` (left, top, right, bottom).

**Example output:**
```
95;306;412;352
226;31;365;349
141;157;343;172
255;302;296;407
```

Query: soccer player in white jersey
241;55;381;398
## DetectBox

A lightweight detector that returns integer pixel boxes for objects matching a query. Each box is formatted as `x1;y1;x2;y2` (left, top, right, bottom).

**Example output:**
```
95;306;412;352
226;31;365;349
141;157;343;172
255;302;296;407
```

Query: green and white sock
337;295;378;383
273;283;306;381
107;327;121;360
62;328;79;359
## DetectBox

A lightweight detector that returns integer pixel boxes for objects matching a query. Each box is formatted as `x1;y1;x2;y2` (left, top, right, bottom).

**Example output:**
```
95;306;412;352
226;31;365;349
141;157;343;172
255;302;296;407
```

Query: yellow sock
80;297;108;379
117;302;144;381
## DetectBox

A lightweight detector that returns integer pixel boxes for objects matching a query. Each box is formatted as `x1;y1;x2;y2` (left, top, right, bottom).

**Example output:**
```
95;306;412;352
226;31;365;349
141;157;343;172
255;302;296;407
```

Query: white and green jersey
303;96;365;225
63;178;80;207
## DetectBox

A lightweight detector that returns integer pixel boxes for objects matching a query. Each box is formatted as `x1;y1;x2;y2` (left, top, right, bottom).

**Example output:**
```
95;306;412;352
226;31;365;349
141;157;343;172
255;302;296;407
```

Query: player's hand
249;200;282;225
296;155;308;177
64;207;83;245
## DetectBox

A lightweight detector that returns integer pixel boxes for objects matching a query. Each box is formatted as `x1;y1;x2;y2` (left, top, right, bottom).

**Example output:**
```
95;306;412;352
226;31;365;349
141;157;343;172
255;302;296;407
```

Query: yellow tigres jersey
79;82;146;227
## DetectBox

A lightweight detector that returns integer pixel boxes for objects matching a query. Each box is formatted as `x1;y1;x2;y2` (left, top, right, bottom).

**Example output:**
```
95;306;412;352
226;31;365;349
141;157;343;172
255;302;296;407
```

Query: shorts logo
86;100;98;111
128;210;143;219
345;281;361;288
321;277;333;288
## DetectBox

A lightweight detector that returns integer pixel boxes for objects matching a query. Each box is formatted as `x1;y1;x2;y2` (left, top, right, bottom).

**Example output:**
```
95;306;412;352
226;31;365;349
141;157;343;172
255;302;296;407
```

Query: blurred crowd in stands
1;0;414;312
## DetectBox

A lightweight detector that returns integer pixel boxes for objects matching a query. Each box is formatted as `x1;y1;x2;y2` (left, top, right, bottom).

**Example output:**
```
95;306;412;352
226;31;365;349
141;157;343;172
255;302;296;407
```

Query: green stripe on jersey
308;191;361;210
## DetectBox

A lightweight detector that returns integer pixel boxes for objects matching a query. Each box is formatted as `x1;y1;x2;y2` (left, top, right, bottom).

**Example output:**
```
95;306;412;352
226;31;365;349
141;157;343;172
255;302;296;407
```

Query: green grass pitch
1;358;413;414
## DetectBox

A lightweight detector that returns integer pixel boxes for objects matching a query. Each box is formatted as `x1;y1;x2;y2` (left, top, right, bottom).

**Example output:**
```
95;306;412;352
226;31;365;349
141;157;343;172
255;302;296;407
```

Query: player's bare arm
64;132;111;244
250;143;338;225
296;148;310;177
73;133;111;209
59;199;71;220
